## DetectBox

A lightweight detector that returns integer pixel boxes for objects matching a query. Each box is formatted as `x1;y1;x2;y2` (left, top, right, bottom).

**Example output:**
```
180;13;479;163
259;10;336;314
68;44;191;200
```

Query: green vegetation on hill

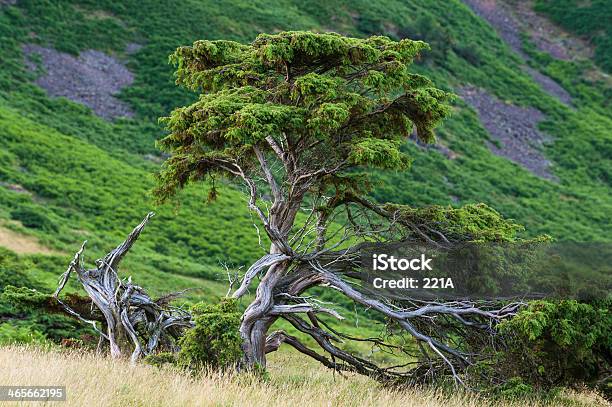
535;0;612;73
0;0;612;245
0;0;610;355
1;0;610;249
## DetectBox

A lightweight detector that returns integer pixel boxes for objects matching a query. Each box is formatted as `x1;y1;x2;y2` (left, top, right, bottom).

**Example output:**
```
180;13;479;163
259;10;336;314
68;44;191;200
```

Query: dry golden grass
0;345;607;407
0;225;57;255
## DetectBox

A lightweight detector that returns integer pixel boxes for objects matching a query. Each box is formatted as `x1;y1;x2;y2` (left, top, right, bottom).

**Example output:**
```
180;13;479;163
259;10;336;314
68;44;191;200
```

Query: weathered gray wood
54;213;193;362
222;141;524;385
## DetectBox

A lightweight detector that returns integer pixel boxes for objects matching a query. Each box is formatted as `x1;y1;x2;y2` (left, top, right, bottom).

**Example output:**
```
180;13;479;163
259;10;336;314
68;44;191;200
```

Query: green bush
176;298;243;372
1;285;50;310
452;45;482;66
0;285;95;343
0;322;48;345
10;207;58;232
0;248;34;290
498;299;611;393
497;377;535;399
398;15;453;63
144;352;178;368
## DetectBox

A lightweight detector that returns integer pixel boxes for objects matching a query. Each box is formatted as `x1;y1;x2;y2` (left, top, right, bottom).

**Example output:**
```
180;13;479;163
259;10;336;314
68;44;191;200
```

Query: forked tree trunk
54;213;193;362
238;261;285;368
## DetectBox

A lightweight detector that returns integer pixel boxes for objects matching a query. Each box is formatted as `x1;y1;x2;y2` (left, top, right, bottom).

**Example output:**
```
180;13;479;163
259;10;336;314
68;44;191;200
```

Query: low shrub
0;322;48;345
497;299;611;395
176;298;243;372
0;248;34;290
10;207;58;232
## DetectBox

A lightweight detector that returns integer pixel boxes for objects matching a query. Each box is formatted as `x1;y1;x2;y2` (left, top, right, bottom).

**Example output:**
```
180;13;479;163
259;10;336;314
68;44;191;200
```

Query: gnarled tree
155;31;525;384
54;213;193;362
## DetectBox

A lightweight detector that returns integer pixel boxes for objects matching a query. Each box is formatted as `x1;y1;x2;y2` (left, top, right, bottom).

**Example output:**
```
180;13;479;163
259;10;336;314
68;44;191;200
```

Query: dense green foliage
156;31;451;201
499;300;611;393
176;299;243;371
0;248;93;344
535;0;612;73
386;203;527;242
145;300;243;371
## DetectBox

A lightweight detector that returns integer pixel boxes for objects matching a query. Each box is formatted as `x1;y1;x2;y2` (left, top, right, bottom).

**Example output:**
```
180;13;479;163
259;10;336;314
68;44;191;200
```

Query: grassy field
0;345;608;407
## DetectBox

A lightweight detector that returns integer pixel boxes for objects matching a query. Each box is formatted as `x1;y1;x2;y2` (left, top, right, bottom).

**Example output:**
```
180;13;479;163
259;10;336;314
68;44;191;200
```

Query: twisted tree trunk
236;248;287;368
54;213;193;362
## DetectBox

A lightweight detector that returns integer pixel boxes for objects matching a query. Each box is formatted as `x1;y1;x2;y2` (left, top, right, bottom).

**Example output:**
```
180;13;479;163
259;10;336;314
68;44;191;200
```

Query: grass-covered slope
0;1;610;310
0;99;264;286
535;0;612;73
1;0;609;247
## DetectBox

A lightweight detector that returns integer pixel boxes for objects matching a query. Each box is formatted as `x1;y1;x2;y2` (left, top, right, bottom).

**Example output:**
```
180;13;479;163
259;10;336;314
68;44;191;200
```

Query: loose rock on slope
461;0;573;106
460;87;556;181
23;44;134;120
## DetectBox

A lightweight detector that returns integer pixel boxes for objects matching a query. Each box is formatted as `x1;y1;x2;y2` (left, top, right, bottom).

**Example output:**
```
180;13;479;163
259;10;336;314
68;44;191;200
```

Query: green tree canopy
156;31;452;202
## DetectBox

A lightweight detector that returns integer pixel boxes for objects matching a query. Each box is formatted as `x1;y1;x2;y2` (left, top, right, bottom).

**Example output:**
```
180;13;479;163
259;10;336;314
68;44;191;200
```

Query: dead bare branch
54;213;193;362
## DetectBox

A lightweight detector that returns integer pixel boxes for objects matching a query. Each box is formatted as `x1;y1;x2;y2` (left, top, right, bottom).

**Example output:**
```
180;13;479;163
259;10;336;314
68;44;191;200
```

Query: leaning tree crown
155;31;525;384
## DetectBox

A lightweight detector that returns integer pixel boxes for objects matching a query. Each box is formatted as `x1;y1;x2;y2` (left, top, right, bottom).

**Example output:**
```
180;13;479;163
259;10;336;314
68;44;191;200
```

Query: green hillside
0;0;610;344
535;0;612;73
